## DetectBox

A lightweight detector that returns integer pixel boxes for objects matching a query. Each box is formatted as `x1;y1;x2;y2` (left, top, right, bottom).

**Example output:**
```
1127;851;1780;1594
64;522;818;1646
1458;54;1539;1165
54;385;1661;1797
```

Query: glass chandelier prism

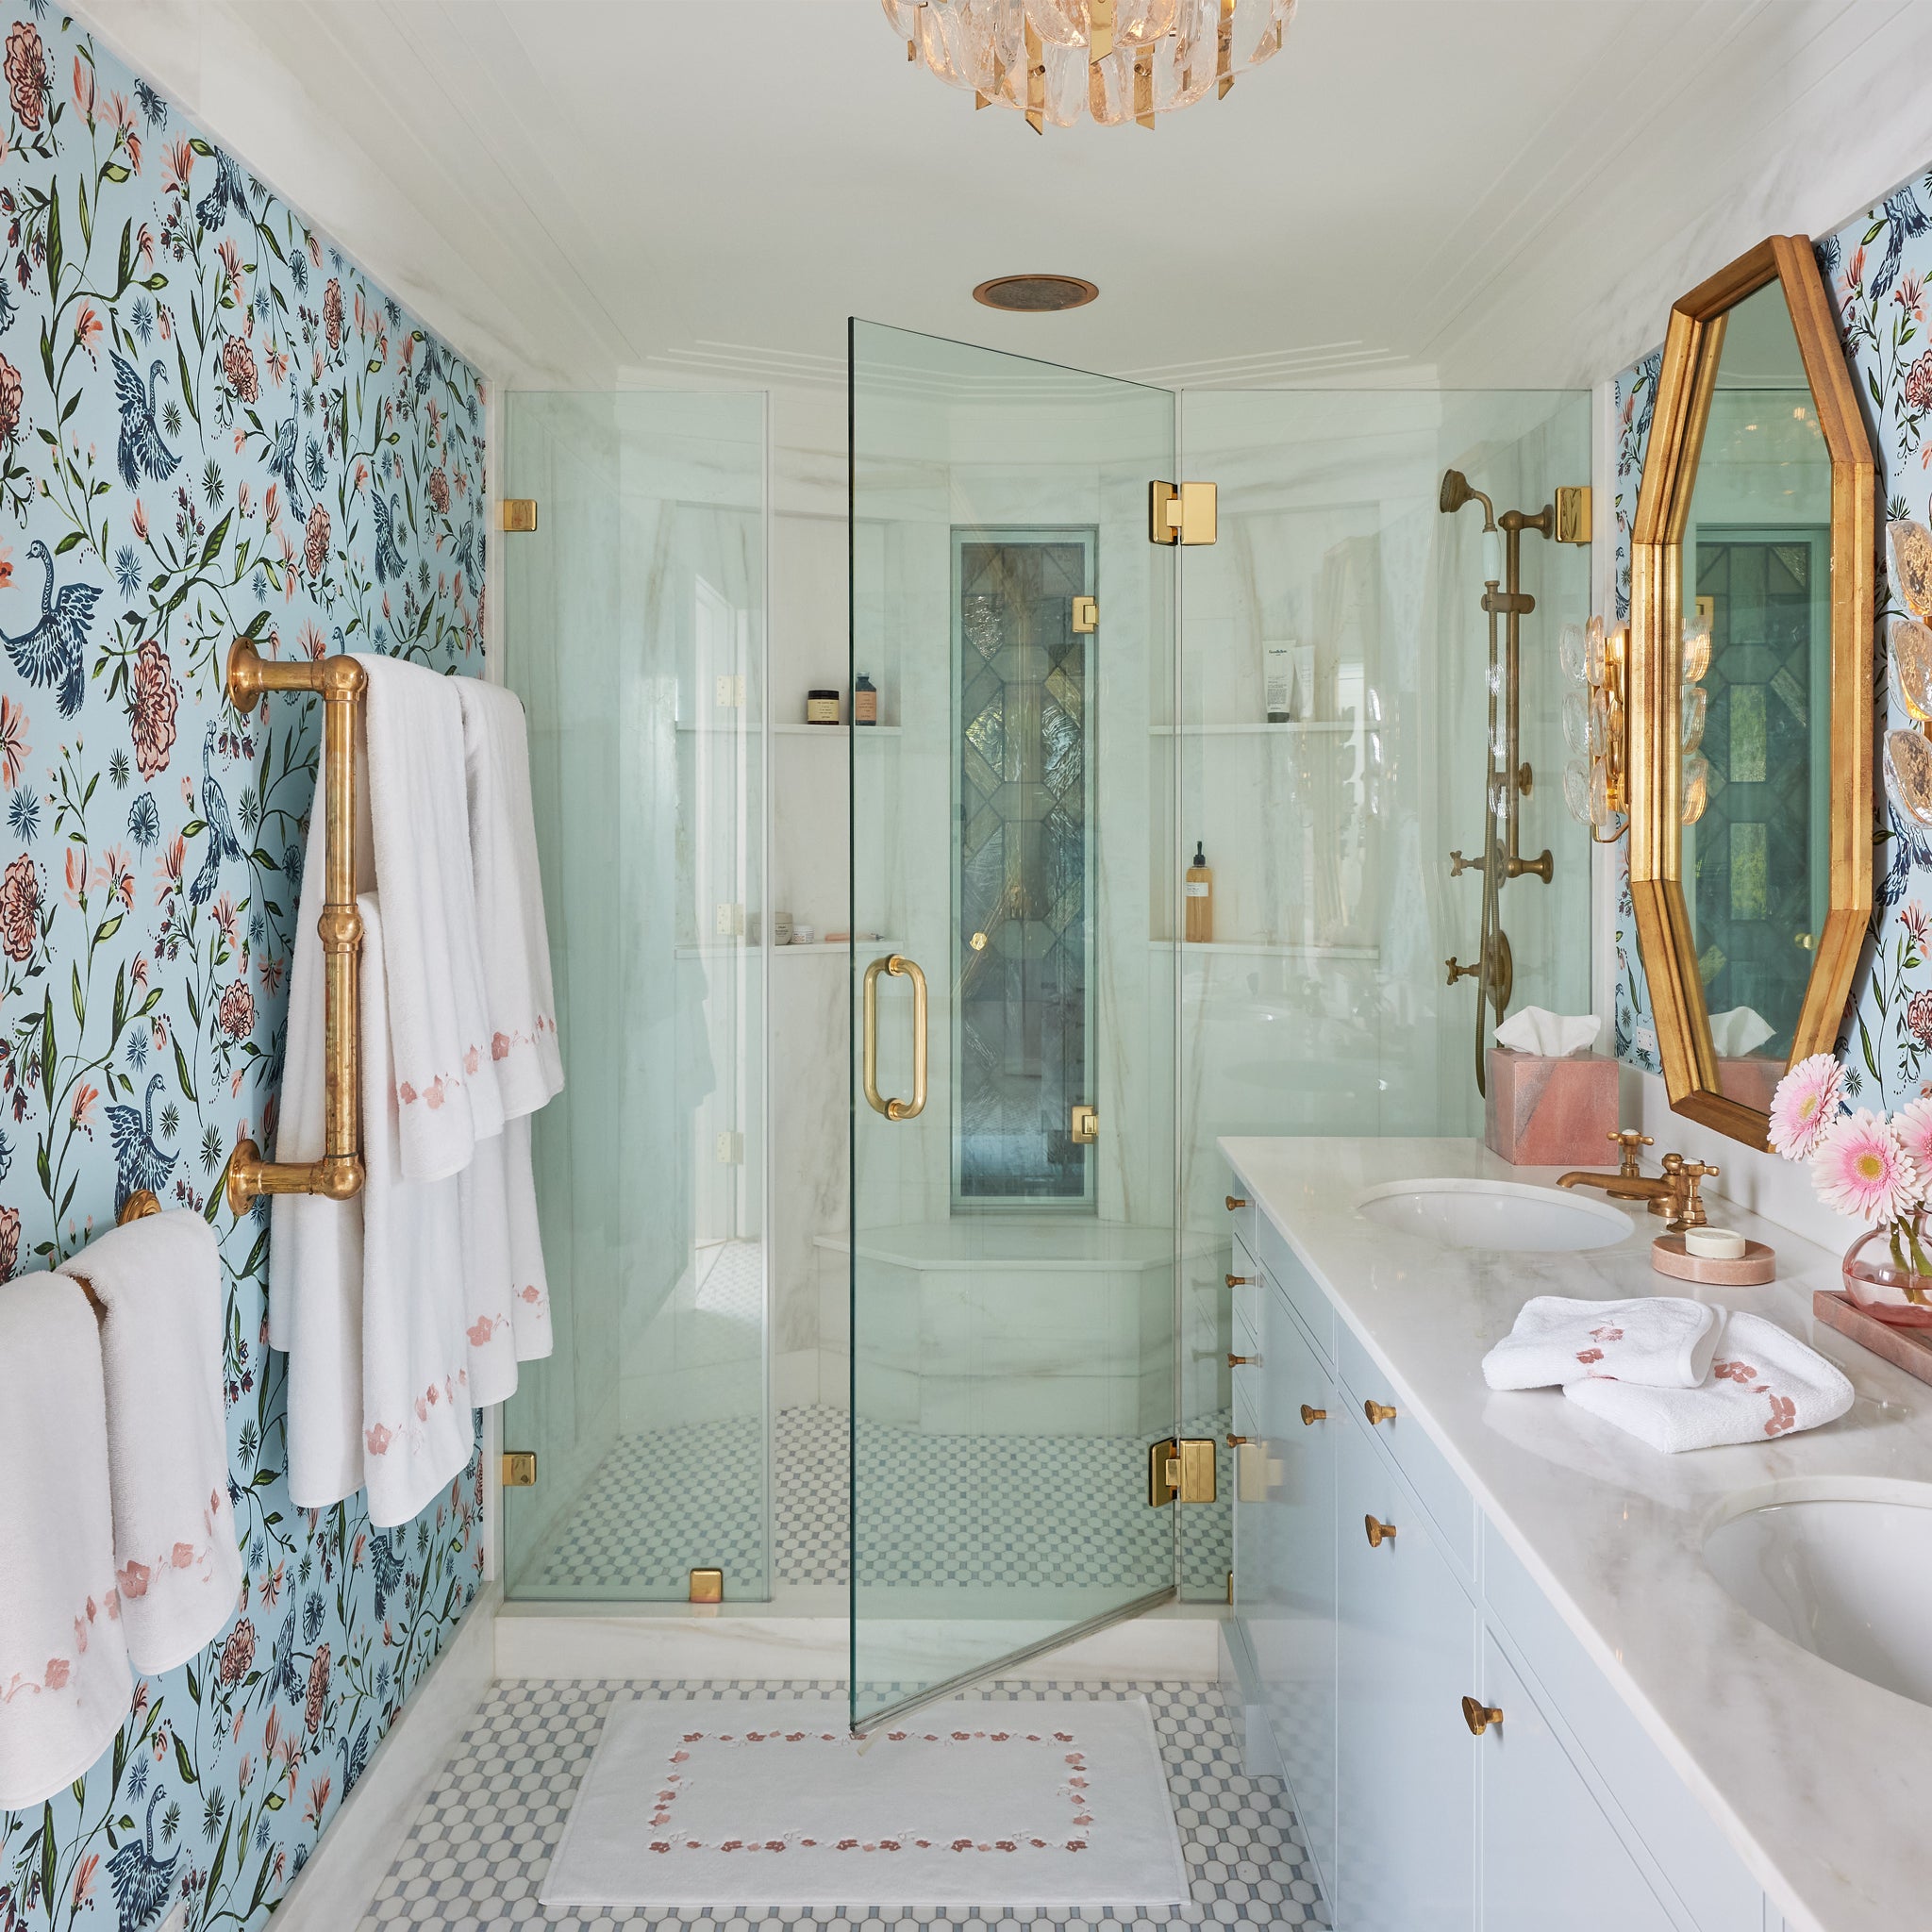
881;0;1298;131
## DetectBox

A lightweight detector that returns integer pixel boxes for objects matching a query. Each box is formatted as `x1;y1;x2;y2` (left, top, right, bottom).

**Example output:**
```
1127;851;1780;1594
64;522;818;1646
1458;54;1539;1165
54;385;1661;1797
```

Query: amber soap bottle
1185;841;1213;943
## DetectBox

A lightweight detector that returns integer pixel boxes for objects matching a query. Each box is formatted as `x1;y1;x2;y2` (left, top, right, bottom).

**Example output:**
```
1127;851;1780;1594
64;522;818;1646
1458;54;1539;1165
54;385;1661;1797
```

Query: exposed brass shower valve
1448;849;1485;878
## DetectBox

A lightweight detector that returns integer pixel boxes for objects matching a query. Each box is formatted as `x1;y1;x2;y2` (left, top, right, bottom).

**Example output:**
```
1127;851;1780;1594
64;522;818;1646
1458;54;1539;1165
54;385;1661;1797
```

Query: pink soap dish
1650;1233;1775;1286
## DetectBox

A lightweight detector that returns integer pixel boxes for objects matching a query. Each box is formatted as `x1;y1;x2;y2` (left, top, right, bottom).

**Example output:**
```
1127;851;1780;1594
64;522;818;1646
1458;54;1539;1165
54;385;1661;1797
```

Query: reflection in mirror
1679;280;1832;1111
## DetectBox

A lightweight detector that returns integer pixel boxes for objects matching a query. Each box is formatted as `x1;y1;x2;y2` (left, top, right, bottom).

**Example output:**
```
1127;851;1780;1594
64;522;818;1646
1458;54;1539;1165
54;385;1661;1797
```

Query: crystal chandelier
881;0;1298;131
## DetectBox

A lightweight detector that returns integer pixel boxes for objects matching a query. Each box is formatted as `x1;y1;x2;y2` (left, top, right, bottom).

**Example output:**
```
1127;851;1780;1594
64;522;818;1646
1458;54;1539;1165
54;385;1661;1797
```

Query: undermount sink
1705;1485;1932;1709
1355;1178;1632;1253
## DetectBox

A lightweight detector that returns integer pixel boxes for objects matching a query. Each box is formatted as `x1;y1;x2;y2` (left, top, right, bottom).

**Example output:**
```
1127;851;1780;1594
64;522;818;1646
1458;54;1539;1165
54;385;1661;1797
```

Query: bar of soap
1685;1226;1746;1260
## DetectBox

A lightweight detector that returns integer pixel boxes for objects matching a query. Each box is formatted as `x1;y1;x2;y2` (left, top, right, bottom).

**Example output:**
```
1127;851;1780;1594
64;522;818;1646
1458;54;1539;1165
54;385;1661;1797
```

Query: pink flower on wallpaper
0;852;40;962
304;1644;329;1733
221;333;259;403
217;1618;256;1684
1906;350;1932;413
0;354;21;450
304;502;329;577
324;276;343;351
4;21;46;128
0;1203;18;1283
0;692;28;787
129;637;178;779
217;977;256;1041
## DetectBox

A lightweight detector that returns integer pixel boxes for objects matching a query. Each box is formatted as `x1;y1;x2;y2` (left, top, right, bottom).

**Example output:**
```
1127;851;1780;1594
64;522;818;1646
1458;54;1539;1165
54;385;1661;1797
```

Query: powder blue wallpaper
1612;170;1932;1105
0;13;487;1930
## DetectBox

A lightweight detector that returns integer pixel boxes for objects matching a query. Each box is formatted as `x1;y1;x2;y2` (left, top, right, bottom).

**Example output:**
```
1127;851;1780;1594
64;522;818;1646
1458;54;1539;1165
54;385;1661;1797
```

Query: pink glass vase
1841;1226;1932;1328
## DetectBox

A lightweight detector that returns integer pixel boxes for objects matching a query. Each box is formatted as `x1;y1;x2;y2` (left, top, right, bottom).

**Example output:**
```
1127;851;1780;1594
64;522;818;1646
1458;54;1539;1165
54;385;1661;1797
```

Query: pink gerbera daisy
1811;1110;1921;1223
1769;1053;1846;1159
1896;1097;1932;1174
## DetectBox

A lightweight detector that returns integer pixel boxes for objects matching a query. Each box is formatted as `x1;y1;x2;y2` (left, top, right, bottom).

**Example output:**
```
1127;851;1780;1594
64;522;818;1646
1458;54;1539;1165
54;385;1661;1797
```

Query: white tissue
1493;1007;1600;1058
1708;1007;1774;1057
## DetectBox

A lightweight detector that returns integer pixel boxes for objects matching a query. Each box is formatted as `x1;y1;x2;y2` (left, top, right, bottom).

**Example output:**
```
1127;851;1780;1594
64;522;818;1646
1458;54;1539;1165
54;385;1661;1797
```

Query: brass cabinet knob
1228;1353;1258;1367
1300;1404;1327;1426
1225;1194;1249;1210
1364;1514;1396;1548
1226;1433;1251;1447
1462;1695;1504;1736
1363;1399;1398;1425
1226;1274;1254;1288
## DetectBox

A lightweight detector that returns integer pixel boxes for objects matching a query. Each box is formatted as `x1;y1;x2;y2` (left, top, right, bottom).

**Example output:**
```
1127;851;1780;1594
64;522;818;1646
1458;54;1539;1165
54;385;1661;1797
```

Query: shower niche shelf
1150;721;1356;737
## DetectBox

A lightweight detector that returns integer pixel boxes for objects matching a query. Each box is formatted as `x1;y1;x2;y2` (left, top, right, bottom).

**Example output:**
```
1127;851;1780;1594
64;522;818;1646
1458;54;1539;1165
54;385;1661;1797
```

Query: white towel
1483;1295;1723;1391
58;1212;241;1673
455;678;563;1119
1564;1311;1855;1452
503;1113;553;1361
357;893;475;1527
363;656;503;1180
267;755;371;1353
457;1132;521;1407
0;1273;134;1809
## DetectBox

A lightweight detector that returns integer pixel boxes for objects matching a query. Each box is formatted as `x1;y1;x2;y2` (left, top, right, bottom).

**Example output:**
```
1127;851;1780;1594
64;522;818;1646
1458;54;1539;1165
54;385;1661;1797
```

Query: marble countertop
1218;1134;1931;1932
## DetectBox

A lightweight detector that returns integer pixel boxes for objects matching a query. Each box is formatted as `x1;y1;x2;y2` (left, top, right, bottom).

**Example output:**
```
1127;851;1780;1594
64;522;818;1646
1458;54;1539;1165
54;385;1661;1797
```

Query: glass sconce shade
1563;757;1592;825
1681;622;1712;685
1681;683;1707;756
1890;618;1932;723
1888;726;1932;826
1682;753;1710;825
1562;688;1591;758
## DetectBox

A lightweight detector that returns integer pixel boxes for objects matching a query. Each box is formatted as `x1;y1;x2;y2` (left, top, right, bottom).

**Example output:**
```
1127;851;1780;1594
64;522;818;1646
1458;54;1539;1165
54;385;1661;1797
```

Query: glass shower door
848;321;1180;1729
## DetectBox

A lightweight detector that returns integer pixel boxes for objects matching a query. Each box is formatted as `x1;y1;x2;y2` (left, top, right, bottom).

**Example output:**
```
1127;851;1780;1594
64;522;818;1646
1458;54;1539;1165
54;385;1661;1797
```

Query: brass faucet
1557;1130;1719;1229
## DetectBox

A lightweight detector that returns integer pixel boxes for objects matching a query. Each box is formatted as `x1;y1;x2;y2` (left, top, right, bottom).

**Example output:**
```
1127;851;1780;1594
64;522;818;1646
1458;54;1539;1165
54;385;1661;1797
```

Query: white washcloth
1483;1295;1723;1391
363;656;503;1180
58;1212;241;1673
1493;1007;1601;1057
1565;1310;1855;1452
455;679;563;1119
358;893;475;1526
267;751;371;1353
503;1114;553;1361
457;1132;521;1407
0;1273;134;1808
1709;1006;1774;1057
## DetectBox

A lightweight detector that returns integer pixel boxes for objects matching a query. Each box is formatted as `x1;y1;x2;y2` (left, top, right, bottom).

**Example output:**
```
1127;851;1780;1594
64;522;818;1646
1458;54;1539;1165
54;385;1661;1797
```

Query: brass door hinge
500;498;539;533
502;1450;537;1487
1148;480;1217;546
1148;1436;1217;1506
689;1567;724;1604
1072;595;1098;632
1071;1102;1098;1144
1552;485;1591;545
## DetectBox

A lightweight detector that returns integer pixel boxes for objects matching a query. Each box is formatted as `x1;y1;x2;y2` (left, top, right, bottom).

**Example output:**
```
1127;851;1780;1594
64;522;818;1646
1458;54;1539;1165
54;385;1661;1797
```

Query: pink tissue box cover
1485;1048;1620;1168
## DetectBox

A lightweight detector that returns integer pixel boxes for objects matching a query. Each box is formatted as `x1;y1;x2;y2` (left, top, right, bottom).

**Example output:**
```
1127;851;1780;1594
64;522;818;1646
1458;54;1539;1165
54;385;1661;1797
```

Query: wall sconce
1885;523;1932;824
1679;618;1711;826
1560;617;1629;841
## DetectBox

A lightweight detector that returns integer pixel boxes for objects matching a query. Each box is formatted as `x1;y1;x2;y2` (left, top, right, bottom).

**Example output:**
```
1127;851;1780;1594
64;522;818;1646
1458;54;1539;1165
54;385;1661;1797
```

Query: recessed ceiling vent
972;275;1099;313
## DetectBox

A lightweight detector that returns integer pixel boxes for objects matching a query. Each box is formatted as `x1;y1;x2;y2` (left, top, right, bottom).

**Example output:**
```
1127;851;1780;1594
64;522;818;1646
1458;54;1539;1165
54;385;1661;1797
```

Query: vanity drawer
1482;1527;1763;1932
1255;1213;1334;1363
1336;1321;1476;1576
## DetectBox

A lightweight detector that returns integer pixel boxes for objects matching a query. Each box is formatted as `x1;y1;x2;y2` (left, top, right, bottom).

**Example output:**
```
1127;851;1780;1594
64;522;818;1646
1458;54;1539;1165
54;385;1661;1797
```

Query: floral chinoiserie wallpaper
1612;165;1932;1110
0;14;487;1932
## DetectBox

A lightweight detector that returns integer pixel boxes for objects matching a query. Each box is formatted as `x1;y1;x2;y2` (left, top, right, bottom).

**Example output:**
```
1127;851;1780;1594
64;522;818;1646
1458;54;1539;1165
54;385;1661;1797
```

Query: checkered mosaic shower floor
527;1408;1232;1598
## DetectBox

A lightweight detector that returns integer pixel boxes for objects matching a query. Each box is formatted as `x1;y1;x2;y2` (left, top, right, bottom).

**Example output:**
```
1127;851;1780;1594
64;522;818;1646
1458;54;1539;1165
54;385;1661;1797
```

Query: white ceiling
79;0;1932;395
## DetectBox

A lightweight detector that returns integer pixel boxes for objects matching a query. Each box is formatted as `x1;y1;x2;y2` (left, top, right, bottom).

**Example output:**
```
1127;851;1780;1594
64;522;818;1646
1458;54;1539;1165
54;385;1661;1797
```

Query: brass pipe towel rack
224;638;367;1216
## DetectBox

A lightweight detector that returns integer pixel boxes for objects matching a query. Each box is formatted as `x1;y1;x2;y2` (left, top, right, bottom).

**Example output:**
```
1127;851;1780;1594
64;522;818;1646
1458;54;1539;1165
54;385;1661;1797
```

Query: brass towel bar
223;638;368;1216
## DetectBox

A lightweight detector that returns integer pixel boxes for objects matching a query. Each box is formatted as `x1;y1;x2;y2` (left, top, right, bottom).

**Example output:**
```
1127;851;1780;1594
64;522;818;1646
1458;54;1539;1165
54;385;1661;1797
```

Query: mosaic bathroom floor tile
531;1411;1232;1599
358;1678;1327;1931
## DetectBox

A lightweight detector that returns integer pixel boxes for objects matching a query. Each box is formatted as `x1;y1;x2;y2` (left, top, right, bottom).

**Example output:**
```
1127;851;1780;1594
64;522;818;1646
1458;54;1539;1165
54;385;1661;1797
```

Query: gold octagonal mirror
1628;235;1875;1147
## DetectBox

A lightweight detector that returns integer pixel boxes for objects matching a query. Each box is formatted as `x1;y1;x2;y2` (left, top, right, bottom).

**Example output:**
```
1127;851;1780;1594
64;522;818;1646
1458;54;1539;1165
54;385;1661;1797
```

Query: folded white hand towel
503;1113;553;1361
356;893;476;1527
267;756;370;1353
58;1212;241;1674
457;1130;521;1407
364;656;503;1180
1483;1295;1723;1391
1564;1310;1855;1452
455;679;563;1119
0;1274;134;1809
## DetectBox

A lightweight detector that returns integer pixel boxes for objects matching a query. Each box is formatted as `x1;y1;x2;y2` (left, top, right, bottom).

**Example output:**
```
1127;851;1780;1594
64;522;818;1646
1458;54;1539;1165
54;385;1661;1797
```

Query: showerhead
1440;469;1473;514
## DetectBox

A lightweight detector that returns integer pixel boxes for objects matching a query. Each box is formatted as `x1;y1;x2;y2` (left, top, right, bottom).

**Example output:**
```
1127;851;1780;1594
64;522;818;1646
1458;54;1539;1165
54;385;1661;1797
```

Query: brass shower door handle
862;954;928;1121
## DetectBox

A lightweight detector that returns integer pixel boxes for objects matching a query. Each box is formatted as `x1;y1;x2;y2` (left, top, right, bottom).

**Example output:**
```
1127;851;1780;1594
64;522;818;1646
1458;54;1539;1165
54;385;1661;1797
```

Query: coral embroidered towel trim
1564;1310;1855;1453
1483;1294;1723;1391
541;1698;1188;1908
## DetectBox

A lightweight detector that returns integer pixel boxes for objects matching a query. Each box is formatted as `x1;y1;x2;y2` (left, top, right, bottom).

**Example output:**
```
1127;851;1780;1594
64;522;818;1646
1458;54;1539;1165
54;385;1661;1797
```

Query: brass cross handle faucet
1557;1131;1719;1229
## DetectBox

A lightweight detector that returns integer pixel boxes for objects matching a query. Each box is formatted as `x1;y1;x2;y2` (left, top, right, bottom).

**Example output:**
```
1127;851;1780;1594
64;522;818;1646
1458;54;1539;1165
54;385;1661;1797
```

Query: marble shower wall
0;13;487;1931
1611;163;1932;1107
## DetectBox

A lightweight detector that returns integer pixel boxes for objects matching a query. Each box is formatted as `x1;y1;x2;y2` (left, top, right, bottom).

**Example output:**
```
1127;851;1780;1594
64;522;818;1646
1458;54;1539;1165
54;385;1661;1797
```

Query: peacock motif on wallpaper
0;18;487;1932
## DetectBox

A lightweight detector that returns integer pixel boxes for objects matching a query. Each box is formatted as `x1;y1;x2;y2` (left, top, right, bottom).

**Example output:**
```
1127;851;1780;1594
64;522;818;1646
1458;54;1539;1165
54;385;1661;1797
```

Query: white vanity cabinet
1227;1177;1774;1932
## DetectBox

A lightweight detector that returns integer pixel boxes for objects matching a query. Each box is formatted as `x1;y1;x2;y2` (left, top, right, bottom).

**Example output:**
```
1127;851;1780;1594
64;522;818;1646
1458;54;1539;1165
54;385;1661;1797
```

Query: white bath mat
540;1696;1189;1908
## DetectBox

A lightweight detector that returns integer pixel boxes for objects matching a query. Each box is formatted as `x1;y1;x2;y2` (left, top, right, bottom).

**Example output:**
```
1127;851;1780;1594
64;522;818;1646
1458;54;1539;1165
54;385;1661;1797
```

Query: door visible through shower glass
849;322;1179;1730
